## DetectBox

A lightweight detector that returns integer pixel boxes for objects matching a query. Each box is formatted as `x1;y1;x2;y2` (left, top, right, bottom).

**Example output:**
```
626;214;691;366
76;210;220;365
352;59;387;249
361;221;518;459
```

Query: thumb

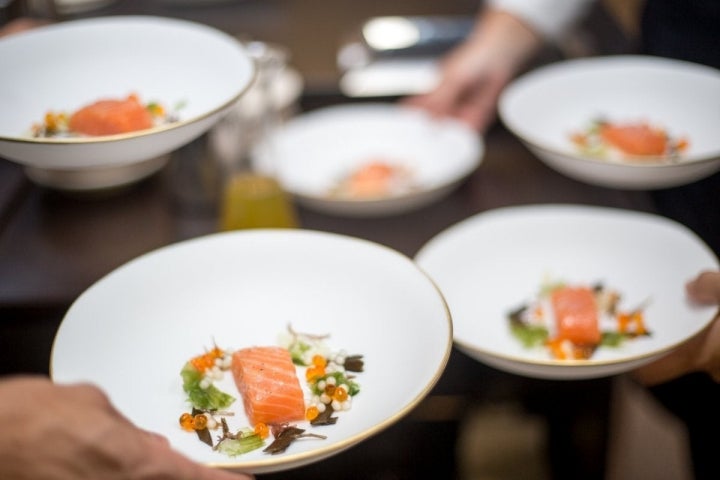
139;430;255;480
686;271;720;304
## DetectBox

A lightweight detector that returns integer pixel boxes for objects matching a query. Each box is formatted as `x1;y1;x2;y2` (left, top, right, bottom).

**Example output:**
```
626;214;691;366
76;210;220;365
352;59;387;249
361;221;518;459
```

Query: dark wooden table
4;1;716;479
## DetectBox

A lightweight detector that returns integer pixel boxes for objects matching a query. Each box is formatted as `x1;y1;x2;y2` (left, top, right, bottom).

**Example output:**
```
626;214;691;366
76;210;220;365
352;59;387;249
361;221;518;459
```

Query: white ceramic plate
253;103;483;217
415;204;719;380
499;55;720;189
0;16;254;189
51;229;451;473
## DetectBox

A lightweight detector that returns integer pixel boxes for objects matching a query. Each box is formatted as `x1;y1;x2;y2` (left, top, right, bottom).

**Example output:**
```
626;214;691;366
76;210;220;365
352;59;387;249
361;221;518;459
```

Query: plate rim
415;203;720;378
498;54;720;167
0;15;256;146
255;102;484;213
50;228;454;472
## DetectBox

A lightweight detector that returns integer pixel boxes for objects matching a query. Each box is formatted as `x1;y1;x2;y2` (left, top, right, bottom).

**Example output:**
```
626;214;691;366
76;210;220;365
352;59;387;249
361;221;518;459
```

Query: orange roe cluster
618;310;649;336
304;354;355;420
253;422;270;439
179;412;210;431
190;346;226;373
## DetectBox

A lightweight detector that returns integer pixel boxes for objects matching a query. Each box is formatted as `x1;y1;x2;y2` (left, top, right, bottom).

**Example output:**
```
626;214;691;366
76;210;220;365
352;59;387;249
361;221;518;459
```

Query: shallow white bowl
415;204;719;380
499;55;720;190
51;229;451;473
0;16;254;189
253;103;483;217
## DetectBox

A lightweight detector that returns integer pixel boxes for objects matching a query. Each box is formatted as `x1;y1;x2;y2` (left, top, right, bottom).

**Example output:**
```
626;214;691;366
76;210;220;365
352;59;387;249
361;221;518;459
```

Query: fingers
404;77;464;119
62;382;140;425
686;271;720;304
455;70;510;133
191;463;255;480
129;422;254;480
142;429;171;447
0;18;53;38
145;438;255;480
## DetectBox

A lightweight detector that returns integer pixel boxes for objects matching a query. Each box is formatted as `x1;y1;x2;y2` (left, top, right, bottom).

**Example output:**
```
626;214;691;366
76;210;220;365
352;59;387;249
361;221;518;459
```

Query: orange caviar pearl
305;406;320;421
311;354;327;368
148;103;165;117
179;412;195;431
306;366;325;381
190;355;213;372
254;422;270;439
324;384;336;396
193;414;208;430
333;387;348;402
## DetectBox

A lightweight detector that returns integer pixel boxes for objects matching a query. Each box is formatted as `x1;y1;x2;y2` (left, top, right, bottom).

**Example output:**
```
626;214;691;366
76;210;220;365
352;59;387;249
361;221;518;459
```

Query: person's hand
0;375;254;480
402;8;543;133
0;17;52;38
633;271;720;386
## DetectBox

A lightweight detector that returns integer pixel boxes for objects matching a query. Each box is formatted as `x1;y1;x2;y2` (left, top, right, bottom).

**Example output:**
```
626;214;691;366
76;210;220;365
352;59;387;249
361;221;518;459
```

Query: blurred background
0;1;698;479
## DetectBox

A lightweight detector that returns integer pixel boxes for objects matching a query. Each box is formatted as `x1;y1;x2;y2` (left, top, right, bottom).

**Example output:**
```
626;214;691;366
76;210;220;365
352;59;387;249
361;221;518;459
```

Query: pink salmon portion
551;286;602;346
231;346;305;425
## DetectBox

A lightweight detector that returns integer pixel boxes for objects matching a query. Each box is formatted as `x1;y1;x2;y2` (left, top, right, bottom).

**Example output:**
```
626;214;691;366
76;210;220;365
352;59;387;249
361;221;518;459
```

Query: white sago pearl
317;380;326;390
341;400;352;411
199;378;211;389
331;399;342;411
326;376;336;385
320;393;331;404
205;415;218;429
316;402;326;413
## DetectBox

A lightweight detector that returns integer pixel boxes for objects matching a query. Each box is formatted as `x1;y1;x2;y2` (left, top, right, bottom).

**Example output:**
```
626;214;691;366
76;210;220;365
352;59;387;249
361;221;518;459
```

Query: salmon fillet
551;286;601;345
231;346;305;426
68;94;154;136
346;161;395;197
599;123;667;157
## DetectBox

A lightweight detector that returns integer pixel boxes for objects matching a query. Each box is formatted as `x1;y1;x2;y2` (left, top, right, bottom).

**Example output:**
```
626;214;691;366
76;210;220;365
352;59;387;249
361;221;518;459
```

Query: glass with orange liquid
219;172;297;230
215;41;298;231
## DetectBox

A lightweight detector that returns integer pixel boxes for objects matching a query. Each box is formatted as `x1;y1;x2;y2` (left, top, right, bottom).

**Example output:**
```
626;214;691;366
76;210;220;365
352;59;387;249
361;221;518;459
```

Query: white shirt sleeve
487;0;596;39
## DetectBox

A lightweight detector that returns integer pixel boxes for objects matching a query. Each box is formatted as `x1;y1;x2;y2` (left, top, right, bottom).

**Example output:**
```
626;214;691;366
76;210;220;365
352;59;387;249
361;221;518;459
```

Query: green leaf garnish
181;363;235;411
216;433;265;457
510;323;549;348
600;331;628;348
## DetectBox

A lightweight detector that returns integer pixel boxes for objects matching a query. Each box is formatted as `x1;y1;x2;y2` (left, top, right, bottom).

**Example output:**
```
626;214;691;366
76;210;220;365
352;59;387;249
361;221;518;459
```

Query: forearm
466;7;545;74
487;0;595;40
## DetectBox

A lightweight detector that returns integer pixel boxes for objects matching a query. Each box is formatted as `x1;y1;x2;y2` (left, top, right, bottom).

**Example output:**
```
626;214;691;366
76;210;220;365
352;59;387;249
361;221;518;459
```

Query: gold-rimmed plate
51;229;451;473
0;16;254;190
415;204;718;380
253;103;483;217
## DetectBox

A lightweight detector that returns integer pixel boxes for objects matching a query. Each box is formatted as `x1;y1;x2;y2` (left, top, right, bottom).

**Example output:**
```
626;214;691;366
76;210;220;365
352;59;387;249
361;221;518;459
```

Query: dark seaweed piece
196;427;213;447
310;404;338;426
191;407;213;447
344;355;364;372
221;417;231;437
573;343;598;360
507;304;528;325
263;425;327;455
